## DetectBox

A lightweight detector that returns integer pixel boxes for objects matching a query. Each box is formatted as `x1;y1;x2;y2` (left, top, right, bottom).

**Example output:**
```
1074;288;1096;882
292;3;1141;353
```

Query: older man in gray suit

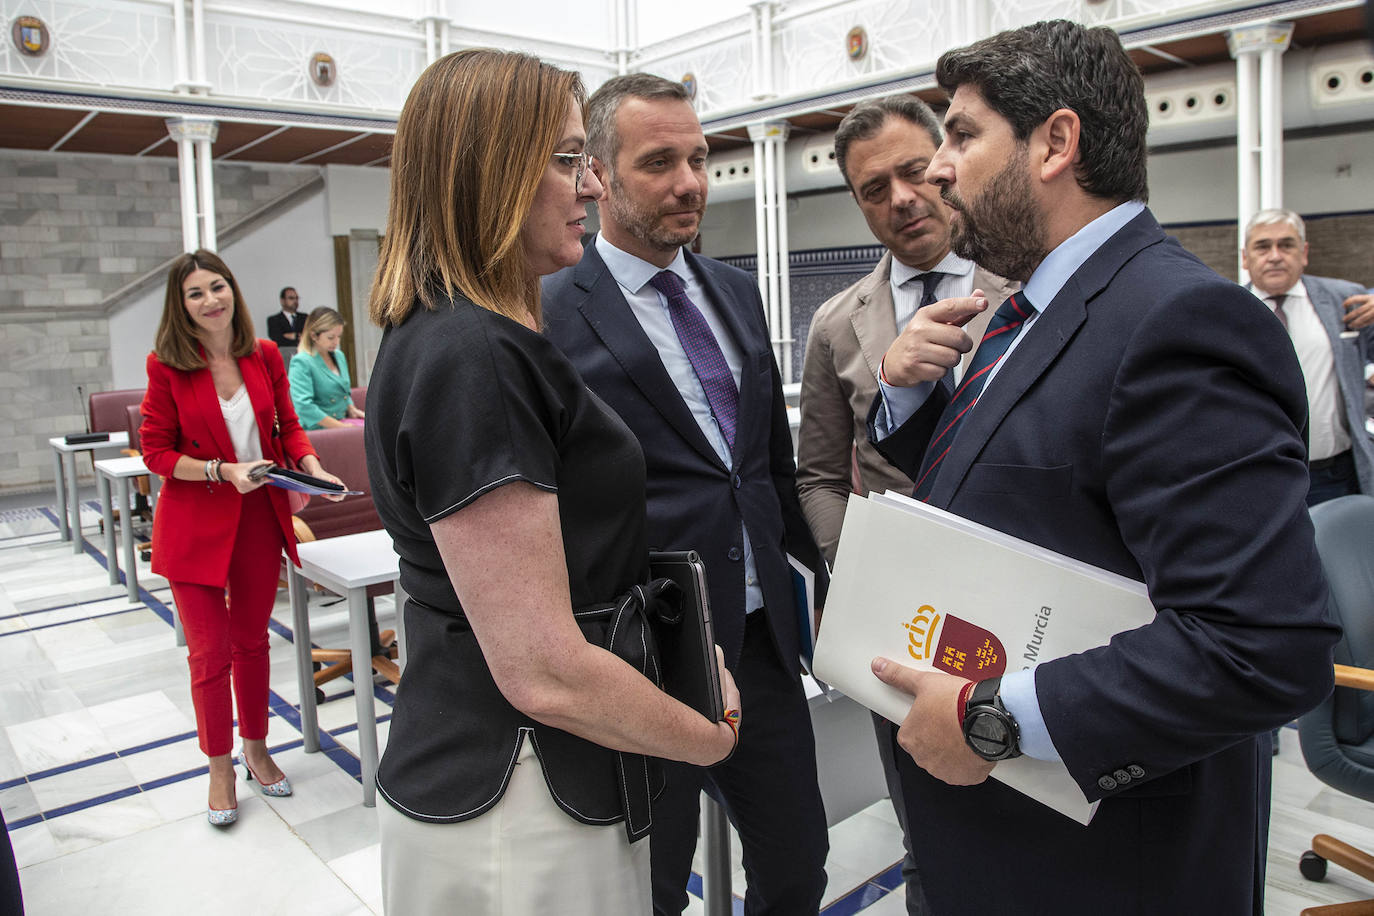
1242;208;1374;504
795;95;1014;916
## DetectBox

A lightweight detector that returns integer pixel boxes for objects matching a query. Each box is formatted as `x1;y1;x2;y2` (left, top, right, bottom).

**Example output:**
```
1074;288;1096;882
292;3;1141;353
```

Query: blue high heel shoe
239;747;293;797
207;769;237;826
207;804;238;827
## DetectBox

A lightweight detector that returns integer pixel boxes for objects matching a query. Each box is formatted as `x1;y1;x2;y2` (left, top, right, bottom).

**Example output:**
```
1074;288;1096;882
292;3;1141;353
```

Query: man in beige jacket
796;94;1014;915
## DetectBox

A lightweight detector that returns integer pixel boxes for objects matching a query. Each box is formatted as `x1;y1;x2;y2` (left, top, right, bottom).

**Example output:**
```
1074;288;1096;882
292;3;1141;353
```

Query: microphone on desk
64;383;110;445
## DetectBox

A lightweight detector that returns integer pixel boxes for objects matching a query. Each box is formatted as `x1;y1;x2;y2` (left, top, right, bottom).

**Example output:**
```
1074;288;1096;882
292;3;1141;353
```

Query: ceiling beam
217;125;289;160
137;135;171;156
48;110;98;151
292;131;372;165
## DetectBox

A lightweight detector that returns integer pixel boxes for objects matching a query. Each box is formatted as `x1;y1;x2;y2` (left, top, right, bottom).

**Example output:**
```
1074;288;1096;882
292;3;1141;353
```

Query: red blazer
141;339;316;587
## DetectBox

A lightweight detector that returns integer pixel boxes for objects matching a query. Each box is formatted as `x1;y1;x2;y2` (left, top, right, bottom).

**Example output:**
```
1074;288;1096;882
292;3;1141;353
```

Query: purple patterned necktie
912;291;1038;500
648;270;739;452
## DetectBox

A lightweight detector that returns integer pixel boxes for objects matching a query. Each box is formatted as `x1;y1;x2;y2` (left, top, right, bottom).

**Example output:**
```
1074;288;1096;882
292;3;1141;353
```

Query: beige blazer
797;251;1018;565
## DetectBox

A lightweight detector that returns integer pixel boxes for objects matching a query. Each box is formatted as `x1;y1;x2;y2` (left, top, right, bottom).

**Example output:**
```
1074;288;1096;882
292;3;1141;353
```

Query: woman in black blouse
364;50;741;915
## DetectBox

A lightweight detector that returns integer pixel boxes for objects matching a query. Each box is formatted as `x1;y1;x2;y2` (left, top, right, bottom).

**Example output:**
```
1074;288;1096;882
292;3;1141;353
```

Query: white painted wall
326;164;390;236
109;188;336;388
1147;132;1374;225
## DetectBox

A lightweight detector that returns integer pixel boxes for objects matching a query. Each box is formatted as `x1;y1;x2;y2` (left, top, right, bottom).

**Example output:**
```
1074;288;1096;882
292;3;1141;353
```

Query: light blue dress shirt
874;201;1147;761
595;235;765;614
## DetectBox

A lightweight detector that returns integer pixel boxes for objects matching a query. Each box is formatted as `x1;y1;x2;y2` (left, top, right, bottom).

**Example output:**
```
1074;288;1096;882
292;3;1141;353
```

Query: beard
943;147;1048;283
604;173;705;253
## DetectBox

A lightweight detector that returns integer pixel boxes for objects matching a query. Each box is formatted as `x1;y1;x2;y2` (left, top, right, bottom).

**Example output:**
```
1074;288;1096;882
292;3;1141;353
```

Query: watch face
964;708;1017;760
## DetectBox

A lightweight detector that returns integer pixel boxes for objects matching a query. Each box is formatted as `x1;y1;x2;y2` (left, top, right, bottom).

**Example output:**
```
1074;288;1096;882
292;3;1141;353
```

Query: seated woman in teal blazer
287;307;365;429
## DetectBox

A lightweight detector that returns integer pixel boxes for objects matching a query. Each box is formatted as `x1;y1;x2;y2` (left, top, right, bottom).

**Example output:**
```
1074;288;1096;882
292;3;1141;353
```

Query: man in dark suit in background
543;73;828;916
796;93;1016;916
1241;208;1374;504
866;20;1338;914
266;286;306;348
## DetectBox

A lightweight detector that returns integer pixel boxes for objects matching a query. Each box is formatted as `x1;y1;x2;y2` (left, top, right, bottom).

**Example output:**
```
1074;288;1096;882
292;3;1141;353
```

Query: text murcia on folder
812;491;1157;825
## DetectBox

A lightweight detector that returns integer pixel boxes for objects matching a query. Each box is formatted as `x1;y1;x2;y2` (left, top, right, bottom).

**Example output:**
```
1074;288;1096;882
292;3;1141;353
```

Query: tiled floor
2;491;1373;914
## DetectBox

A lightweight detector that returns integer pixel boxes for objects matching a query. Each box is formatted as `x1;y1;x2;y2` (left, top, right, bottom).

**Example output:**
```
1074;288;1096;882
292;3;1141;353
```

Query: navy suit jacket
266;311;307;348
544;241;823;669
871;209;1339;913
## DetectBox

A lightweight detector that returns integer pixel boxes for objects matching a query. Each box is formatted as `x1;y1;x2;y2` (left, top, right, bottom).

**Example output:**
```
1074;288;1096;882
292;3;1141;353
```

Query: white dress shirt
1249;280;1351;461
890;252;978;328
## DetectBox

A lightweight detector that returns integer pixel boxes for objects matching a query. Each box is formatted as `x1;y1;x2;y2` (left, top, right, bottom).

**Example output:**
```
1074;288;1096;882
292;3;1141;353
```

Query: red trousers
168;488;285;757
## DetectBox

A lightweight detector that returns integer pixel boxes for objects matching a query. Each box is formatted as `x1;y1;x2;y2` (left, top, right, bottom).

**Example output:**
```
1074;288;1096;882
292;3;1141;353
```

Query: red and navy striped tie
911;291;1037;500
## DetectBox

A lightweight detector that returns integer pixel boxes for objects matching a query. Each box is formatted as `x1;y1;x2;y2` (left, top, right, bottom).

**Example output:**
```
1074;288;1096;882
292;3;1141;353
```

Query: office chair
1297;494;1374;916
123;403;155;562
89;389;151;531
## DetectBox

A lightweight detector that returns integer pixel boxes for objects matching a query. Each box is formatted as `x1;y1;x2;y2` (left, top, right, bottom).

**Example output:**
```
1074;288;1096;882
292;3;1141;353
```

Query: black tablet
650;550;724;722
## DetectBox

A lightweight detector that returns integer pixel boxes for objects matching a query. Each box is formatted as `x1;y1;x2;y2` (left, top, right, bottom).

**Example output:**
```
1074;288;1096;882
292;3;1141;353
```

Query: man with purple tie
543;73;829;916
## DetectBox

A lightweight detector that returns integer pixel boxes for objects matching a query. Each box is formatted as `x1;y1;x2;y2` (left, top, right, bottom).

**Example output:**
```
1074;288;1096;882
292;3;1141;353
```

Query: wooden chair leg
1315;834;1374;884
1300;901;1374;916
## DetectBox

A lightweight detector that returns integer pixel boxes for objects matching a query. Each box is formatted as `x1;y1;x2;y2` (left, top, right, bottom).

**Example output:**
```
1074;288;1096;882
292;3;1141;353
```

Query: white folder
813;491;1157;824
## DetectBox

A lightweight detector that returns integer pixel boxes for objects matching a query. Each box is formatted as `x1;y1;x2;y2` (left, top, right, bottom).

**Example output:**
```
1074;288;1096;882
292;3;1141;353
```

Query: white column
751;139;767;306
614;0;630;75
748;121;789;370
1233;47;1258;271
422;0;442;63
190;0;208;93
749;1;777;100
1259;34;1290;209
776;136;793;383
167;120;215;254
1228;22;1292;279
171;0;189;92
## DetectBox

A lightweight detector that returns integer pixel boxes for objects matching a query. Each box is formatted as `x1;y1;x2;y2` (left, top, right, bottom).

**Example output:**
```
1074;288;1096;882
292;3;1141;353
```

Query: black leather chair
1297;494;1374;915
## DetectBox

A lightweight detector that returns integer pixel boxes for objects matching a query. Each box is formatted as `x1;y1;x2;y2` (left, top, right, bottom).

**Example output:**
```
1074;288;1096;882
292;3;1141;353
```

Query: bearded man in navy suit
865;20;1338;915
543;73;828;916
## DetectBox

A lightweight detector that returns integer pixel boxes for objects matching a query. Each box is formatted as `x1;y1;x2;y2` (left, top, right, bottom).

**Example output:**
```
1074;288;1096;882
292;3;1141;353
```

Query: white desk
49;432;129;554
94;456;150;603
90;456;186;648
287;529;406;807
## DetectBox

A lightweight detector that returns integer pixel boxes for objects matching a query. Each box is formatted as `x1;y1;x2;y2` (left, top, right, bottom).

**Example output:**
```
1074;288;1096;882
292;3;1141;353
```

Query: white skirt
378;738;652;915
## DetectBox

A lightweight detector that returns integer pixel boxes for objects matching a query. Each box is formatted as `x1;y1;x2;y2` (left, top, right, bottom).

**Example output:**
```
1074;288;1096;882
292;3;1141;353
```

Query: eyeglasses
551;151;592;193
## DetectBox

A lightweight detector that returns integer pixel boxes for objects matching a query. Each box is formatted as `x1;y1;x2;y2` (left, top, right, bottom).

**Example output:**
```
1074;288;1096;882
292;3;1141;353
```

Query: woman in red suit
140;249;344;827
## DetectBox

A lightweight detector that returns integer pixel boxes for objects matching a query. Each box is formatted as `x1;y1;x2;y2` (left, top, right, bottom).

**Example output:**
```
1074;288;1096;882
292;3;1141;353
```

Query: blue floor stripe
821;880;896;915
0;606;148;637
0;585;171;622
4;735;318;831
5;511;392;844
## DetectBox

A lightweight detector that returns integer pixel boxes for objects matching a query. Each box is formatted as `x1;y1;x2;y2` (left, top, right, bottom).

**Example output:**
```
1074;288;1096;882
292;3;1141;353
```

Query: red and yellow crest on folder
903;605;1005;678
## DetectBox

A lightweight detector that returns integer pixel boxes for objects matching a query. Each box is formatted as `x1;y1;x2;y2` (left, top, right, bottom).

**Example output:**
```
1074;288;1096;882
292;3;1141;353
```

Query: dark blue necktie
916;270;948;311
912;291;1038;500
648;270;739;453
